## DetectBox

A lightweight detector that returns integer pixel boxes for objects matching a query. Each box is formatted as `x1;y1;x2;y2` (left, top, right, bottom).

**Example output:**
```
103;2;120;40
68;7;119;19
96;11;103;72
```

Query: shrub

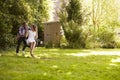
60;35;68;48
0;13;15;50
97;26;116;48
63;21;87;48
0;34;15;50
59;0;88;48
116;41;120;48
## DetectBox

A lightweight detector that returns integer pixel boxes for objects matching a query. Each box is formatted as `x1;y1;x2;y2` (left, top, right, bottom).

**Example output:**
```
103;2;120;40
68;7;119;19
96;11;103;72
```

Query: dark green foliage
59;0;117;49
0;1;13;49
3;0;29;35
0;0;49;50
60;0;84;48
66;0;83;25
25;0;49;39
0;34;15;50
64;21;86;48
0;0;29;49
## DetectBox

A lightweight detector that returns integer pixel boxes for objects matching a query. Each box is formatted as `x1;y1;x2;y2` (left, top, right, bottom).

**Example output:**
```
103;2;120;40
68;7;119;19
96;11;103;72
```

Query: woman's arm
25;30;29;38
35;31;38;39
35;26;38;39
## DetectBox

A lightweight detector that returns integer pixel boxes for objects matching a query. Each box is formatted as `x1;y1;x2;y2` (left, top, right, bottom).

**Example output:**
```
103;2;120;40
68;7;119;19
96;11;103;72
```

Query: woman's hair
32;25;37;31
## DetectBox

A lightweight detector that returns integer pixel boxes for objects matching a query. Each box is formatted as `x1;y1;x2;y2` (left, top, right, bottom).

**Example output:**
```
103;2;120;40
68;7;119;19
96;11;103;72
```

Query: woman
26;25;38;57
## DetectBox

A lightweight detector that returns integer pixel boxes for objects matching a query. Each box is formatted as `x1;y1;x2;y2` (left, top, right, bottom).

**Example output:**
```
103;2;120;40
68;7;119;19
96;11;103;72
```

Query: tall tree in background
25;0;49;40
91;0;119;30
92;0;102;31
9;0;30;35
0;0;28;49
0;0;50;49
59;0;86;48
66;0;83;25
102;0;119;27
91;0;118;48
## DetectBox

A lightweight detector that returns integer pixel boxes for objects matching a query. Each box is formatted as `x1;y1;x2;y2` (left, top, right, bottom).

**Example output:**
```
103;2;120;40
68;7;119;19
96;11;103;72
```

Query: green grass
0;47;120;80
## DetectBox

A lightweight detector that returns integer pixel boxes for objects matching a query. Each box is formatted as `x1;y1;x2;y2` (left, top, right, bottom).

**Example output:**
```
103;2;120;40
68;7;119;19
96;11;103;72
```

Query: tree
90;0;118;48
0;0;50;49
66;0;83;25
59;0;86;48
25;0;50;40
91;0;119;30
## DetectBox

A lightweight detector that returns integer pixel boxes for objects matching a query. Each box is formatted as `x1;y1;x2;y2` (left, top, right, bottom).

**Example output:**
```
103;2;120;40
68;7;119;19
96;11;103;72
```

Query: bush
63;21;87;48
0;0;50;50
45;42;60;48
116;41;120;48
60;35;68;48
0;34;15;50
97;27;116;48
0;13;15;50
45;42;53;48
59;0;88;48
83;25;117;49
0;0;28;50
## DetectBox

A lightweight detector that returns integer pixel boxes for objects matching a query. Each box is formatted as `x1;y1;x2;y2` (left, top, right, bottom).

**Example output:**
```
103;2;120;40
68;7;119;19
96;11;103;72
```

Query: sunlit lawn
0;47;120;80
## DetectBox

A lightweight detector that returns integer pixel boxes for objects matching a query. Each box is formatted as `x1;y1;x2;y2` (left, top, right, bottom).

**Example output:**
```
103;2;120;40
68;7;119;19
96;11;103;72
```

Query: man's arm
19;26;23;36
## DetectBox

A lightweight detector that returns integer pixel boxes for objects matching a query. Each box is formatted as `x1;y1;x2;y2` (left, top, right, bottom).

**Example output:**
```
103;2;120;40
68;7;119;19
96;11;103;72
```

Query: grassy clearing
0;47;120;80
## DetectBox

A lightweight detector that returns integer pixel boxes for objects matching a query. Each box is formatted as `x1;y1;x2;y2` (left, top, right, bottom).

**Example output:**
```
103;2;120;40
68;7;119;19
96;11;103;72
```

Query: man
16;22;29;56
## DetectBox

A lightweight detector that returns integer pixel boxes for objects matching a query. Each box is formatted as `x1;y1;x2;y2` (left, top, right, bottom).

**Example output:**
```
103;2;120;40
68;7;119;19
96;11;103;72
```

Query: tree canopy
0;0;50;49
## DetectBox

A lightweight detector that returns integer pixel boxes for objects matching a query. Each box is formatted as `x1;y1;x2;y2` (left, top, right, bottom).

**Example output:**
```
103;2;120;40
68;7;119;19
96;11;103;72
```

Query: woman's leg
30;42;34;57
32;42;36;50
30;42;36;57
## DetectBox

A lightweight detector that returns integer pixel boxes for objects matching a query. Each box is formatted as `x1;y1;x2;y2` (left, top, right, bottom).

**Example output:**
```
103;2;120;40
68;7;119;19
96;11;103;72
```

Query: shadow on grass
0;52;60;61
0;54;28;59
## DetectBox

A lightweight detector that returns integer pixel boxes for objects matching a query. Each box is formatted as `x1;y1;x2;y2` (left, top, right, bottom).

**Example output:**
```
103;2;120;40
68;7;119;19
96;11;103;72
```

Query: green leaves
0;0;50;49
66;0;83;25
59;0;85;48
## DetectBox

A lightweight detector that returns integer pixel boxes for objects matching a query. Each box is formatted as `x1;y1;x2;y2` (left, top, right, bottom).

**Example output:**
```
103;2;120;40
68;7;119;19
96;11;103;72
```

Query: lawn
0;47;120;80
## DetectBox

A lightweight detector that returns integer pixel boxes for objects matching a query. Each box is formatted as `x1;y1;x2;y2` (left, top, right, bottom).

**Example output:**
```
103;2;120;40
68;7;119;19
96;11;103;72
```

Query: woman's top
26;30;36;45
